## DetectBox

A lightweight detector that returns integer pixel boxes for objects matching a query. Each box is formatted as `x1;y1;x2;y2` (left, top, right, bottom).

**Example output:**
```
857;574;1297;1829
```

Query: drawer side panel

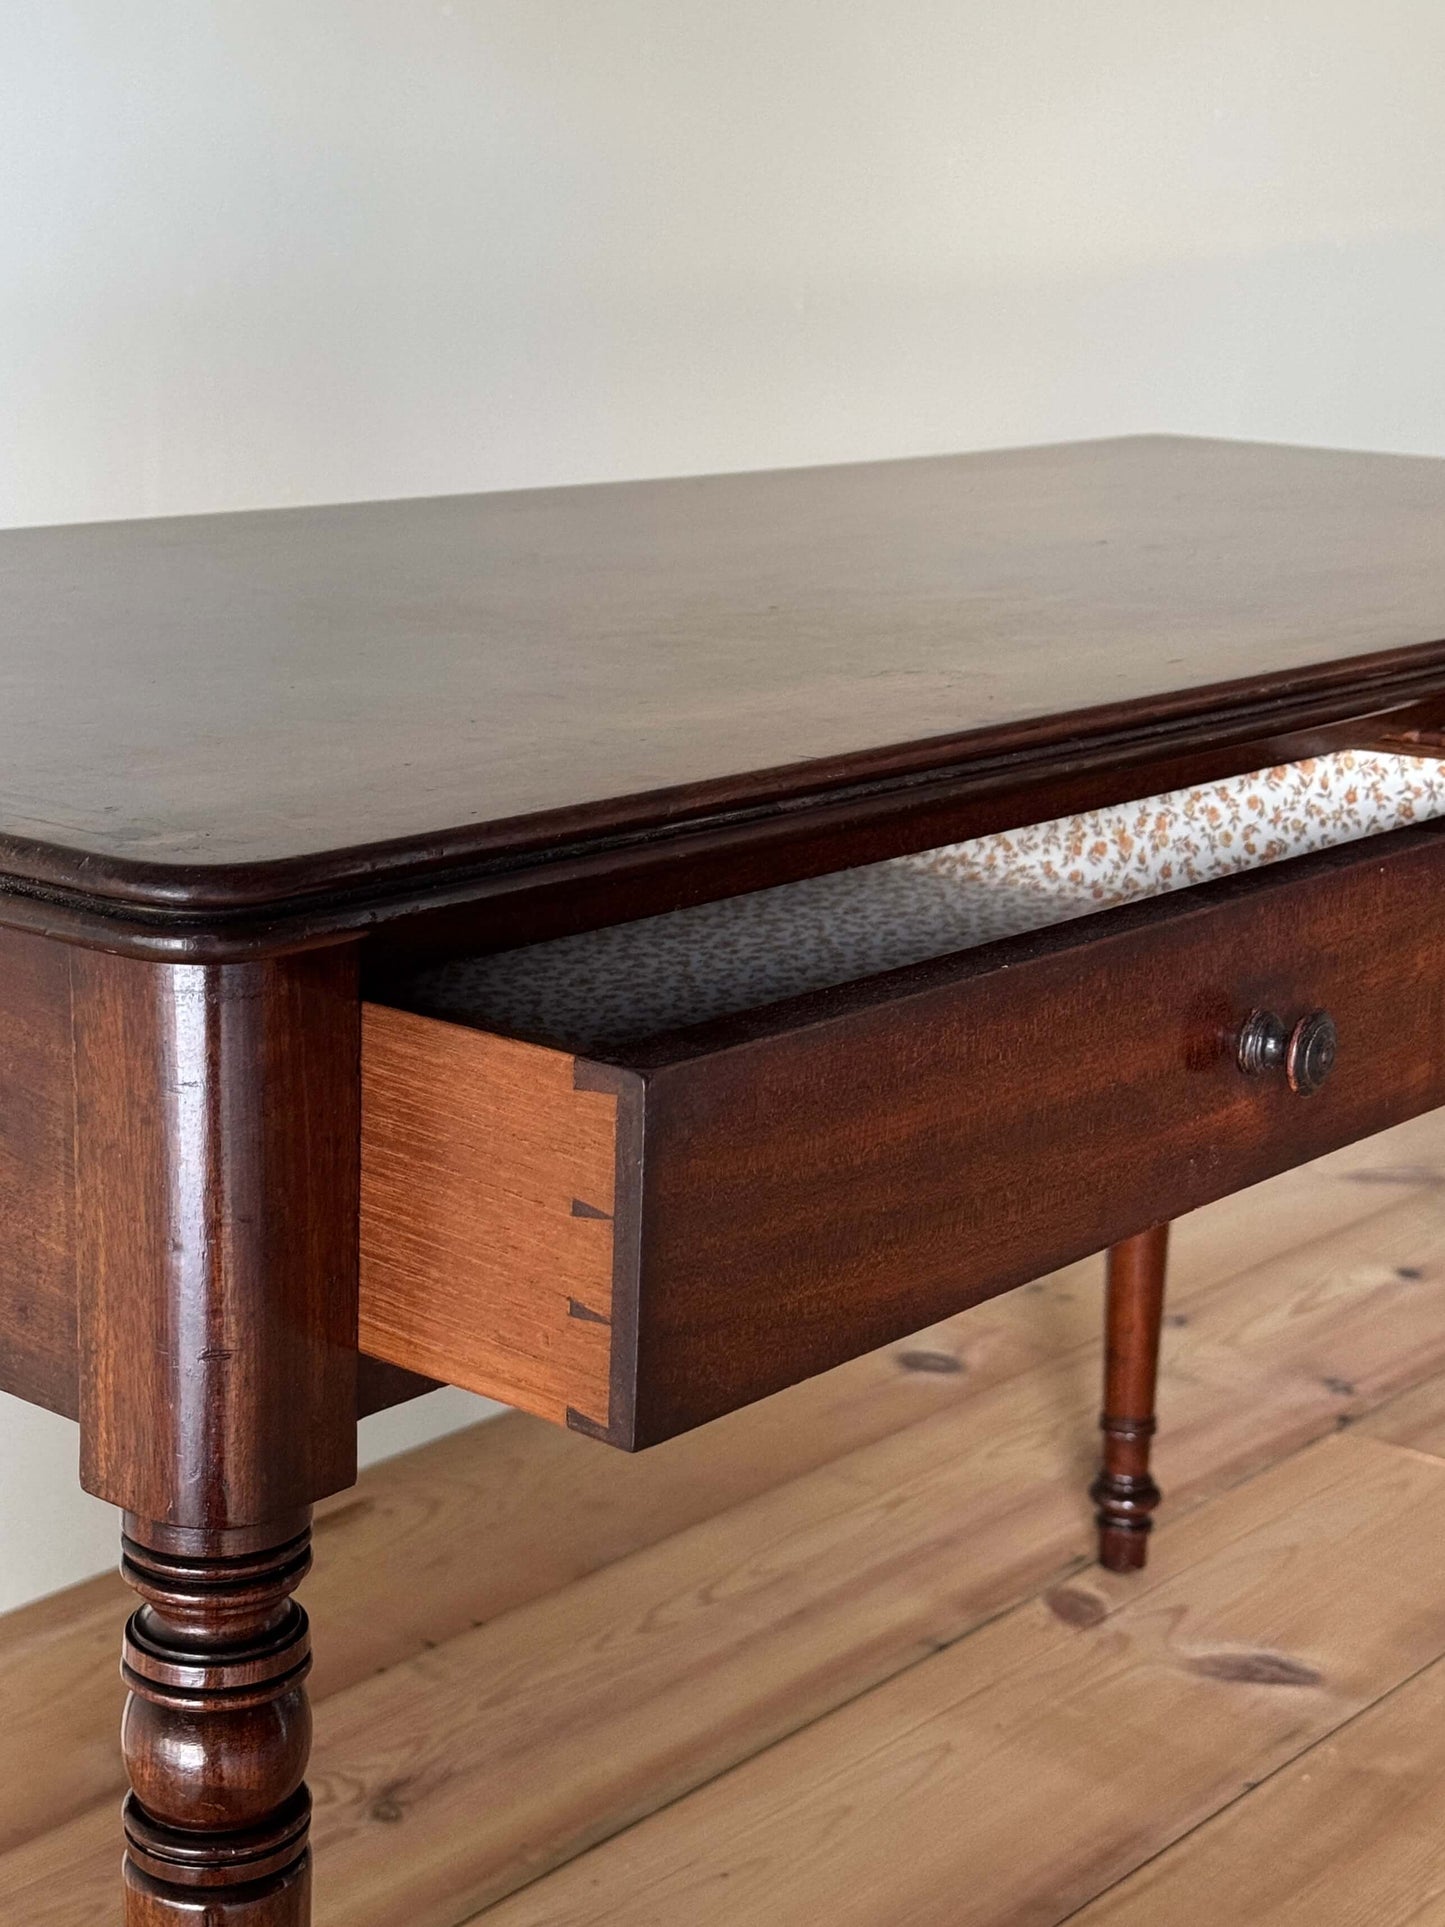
360;1007;622;1431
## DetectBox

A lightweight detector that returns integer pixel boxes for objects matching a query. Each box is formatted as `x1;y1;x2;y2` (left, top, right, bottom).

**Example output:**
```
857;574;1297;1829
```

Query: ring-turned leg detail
120;1513;315;1924
1090;1223;1170;1573
71;948;360;1923
1091;1415;1161;1571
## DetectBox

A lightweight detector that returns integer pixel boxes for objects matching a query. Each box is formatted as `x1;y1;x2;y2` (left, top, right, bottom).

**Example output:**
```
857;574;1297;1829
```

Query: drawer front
360;823;1445;1448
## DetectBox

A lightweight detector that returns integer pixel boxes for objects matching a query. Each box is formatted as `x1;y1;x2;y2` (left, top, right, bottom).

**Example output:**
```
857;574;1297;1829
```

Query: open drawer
359;753;1445;1447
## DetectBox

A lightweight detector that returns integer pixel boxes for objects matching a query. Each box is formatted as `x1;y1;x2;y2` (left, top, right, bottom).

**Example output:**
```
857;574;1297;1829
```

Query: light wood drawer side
359;1006;623;1432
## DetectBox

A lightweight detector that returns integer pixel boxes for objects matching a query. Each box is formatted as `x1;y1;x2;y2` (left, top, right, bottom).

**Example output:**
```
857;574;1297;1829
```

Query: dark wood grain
355;702;1444;975
67;948;364;1922
2;439;1445;957
370;818;1445;1446
6;434;1445;1926
124;1865;311;1926
0;925;75;1416
0;928;438;1425
120;1514;315;1923
124;1861;310;1926
1091;1226;1170;1572
72;948;361;1525
621;824;1445;1443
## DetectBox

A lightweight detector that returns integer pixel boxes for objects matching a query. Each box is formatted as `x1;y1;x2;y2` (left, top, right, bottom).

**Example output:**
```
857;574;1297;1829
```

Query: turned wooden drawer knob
1236;1008;1338;1095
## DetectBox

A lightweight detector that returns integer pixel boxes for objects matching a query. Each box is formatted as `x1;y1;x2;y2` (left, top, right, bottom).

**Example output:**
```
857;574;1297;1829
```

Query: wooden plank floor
6;1109;1445;1923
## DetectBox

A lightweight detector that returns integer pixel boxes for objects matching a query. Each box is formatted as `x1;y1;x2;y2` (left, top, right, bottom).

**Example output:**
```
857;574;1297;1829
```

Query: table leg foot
119;1514;315;1926
1091;1223;1169;1574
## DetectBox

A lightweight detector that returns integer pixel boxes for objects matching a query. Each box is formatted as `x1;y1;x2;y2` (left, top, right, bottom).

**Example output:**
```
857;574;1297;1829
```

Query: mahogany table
4;435;1445;1923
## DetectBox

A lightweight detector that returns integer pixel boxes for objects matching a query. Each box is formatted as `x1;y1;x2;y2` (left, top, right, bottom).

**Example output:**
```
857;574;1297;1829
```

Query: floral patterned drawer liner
405;753;1445;1052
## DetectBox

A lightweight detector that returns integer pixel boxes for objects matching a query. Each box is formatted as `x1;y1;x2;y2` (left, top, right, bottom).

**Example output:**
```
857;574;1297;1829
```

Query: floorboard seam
452;1434;1437;1922
1050;1647;1445;1926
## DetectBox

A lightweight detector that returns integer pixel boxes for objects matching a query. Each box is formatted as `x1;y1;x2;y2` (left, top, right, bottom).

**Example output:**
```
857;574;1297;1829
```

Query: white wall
2;1;1444;1607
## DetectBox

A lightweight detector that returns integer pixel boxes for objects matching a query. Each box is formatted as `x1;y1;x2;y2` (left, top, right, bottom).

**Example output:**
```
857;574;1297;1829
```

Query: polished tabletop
2;435;1444;921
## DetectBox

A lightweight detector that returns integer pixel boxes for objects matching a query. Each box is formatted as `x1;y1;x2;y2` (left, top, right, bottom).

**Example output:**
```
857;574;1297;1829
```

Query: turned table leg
120;1516;315;1921
1091;1223;1170;1572
71;948;361;1927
